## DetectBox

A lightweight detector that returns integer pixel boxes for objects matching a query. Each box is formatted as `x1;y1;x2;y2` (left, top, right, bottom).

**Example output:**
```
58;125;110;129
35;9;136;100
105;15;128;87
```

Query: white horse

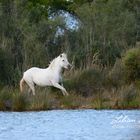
20;53;71;96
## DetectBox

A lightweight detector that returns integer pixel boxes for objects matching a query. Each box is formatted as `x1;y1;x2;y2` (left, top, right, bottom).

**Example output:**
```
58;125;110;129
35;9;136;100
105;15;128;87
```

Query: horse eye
62;60;65;62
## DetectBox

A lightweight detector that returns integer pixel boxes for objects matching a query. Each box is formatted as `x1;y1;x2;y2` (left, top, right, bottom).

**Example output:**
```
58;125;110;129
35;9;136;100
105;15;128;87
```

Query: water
0;110;140;140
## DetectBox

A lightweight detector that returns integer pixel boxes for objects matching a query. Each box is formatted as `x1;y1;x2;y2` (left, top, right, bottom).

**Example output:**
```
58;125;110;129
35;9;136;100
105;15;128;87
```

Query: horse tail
20;78;25;93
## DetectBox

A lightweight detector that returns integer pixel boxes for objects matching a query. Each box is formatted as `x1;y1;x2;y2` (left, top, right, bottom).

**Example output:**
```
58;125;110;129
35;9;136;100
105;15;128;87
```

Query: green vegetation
1;55;140;111
123;47;140;82
0;0;140;111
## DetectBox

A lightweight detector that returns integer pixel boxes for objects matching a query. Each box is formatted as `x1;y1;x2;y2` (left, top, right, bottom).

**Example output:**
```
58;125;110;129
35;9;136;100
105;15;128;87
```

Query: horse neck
49;59;62;74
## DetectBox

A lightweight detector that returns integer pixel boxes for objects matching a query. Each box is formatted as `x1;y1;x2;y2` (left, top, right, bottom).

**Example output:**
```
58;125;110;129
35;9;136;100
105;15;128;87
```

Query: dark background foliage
0;0;139;86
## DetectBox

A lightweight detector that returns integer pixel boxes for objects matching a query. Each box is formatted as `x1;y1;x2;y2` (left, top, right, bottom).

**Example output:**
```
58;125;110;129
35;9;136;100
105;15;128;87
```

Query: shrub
29;94;49;111
0;49;14;85
64;68;106;96
91;96;103;109
122;48;140;82
0;87;12;110
29;89;59;111
119;84;139;108
60;93;84;109
108;59;125;88
12;93;28;111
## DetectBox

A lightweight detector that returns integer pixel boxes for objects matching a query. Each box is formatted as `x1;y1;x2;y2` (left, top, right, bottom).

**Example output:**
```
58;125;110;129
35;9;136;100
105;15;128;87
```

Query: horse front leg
51;81;69;96
60;77;64;87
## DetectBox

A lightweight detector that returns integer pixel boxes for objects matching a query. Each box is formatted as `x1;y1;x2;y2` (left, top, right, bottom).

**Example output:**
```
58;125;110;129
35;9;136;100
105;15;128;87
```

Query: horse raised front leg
51;81;69;96
60;77;63;87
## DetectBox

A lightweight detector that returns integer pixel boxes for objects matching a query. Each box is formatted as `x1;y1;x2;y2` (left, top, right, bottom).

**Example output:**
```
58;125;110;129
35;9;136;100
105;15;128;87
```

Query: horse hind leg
29;84;35;95
28;88;32;95
25;81;35;95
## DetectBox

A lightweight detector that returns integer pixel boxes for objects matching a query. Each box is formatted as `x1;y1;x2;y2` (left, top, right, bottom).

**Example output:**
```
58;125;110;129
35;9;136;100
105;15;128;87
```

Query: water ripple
0;110;140;140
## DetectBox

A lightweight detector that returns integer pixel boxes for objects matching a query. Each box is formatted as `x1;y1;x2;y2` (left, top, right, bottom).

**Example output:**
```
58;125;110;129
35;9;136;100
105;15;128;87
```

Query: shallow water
0;110;140;140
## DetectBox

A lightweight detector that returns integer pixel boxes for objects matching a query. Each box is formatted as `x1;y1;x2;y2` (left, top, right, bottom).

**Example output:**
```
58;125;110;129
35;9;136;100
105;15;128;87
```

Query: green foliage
72;0;136;66
12;93;28;111
60;93;84;109
91;94;104;109
0;0;138;86
119;85;140;108
108;59;125;87
65;68;107;96
123;48;140;82
29;93;52;111
0;67;140;111
0;87;12;110
0;0;139;113
0;49;14;85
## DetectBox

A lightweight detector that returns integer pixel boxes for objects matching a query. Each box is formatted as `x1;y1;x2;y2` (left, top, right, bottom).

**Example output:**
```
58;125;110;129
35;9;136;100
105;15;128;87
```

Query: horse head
59;53;72;69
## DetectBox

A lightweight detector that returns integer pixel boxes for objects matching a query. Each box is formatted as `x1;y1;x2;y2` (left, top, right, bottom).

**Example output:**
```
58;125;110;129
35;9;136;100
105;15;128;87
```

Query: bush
123;48;140;82
60;93;84;109
108;59;125;88
0;49;14;85
12;93;28;111
64;68;106;96
119;84;139;108
29;89;59;111
0;87;12;110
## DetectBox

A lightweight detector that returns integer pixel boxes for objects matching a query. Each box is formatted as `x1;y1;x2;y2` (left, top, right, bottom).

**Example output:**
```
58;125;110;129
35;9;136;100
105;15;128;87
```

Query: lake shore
0;88;140;112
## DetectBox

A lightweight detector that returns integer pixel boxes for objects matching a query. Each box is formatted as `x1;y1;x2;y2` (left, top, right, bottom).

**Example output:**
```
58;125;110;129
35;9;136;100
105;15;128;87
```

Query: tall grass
0;57;140;111
12;93;28;111
0;87;12;110
0;85;139;111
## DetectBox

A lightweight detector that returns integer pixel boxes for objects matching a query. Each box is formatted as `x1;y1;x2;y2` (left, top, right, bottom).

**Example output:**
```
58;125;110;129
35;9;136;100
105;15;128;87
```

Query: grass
0;85;140;111
60;93;86;109
0;63;140;111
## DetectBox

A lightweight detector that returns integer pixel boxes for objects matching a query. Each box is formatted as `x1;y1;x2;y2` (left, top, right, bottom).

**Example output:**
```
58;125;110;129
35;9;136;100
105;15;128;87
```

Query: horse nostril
68;64;72;69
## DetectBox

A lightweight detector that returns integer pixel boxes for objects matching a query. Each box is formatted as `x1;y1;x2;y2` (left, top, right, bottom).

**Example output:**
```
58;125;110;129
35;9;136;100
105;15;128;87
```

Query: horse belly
33;74;51;87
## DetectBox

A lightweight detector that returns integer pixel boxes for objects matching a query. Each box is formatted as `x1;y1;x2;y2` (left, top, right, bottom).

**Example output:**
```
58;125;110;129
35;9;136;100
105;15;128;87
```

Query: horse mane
49;57;57;69
48;53;66;69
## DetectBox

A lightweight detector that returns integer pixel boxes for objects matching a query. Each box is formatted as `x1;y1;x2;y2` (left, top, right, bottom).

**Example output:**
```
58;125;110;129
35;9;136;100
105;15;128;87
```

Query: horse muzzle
67;63;72;70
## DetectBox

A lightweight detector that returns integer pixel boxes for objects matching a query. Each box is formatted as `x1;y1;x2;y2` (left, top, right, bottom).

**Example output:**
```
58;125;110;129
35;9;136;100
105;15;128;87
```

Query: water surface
0;110;140;140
